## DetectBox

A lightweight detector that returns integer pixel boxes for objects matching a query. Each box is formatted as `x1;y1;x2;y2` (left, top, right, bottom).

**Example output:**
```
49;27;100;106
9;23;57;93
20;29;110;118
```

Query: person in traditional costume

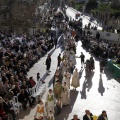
61;59;68;75
34;100;47;120
55;97;62;115
63;51;68;60
61;82;70;106
47;111;55;120
71;68;80;90
46;89;54;115
53;68;62;85
69;49;76;66
69;60;74;74
63;72;70;89
53;80;63;99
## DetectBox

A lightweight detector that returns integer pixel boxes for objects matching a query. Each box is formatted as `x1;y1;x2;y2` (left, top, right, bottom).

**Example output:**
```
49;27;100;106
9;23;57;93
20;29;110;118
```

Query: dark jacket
98;114;108;120
24;89;31;98
58;55;61;62
18;93;27;103
46;57;51;66
83;113;93;120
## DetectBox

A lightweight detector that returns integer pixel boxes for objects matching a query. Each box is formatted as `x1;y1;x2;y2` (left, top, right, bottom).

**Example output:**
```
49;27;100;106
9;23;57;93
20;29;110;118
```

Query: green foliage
111;9;120;18
85;0;98;13
111;0;120;10
75;3;84;11
97;3;111;12
92;3;120;18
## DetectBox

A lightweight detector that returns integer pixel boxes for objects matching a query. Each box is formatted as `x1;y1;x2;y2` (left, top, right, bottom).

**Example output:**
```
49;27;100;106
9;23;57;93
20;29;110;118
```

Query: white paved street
18;39;120;120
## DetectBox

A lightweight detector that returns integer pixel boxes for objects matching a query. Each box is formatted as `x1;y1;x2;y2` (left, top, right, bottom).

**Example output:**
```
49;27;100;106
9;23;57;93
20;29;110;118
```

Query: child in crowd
37;73;40;81
47;111;55;120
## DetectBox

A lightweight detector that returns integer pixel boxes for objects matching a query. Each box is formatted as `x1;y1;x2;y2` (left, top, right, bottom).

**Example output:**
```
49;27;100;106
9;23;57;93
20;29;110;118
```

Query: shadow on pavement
48;76;54;87
80;72;94;99
41;73;48;81
85;72;94;92
98;75;105;96
48;48;56;55
79;68;84;79
17;104;36;119
55;90;78;120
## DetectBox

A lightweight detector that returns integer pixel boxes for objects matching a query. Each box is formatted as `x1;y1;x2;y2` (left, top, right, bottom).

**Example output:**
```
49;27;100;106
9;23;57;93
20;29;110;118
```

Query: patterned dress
35;103;46;119
46;93;54;114
54;84;63;99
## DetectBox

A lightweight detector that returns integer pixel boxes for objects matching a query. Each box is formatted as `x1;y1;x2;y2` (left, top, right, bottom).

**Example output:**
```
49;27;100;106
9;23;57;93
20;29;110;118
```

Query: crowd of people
0;5;110;120
33;10;108;120
0;8;63;119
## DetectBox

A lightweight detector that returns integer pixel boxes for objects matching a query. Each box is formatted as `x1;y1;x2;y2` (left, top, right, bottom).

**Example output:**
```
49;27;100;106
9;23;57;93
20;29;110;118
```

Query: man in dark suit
71;114;80;120
54;37;58;49
57;53;61;67
83;110;93;120
45;54;51;75
98;110;108;120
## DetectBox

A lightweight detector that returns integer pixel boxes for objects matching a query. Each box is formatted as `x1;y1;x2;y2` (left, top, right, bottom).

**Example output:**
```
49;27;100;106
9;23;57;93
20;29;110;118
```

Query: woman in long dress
69;49;76;66
61;82;70;106
63;71;71;89
46;89;54;115
53;80;63;99
34;100;46;120
71;68;80;89
61;59;68;75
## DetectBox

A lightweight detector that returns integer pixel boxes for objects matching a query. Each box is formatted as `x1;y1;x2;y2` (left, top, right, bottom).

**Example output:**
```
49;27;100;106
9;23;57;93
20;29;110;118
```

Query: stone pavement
17;40;120;120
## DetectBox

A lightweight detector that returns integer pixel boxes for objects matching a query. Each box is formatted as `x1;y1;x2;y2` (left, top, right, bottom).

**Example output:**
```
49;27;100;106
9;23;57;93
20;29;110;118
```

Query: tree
111;0;120;10
85;0;98;13
0;1;37;32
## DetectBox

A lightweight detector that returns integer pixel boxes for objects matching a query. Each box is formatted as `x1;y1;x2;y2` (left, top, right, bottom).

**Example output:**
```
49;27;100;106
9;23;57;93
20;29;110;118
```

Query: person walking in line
57;53;61;67
89;56;95;73
55;97;62;115
78;52;85;68
45;89;54;114
85;60;90;77
54;80;63;99
47;111;55;120
71;68;80;90
34;100;46;120
69;60;74;74
46;54;51;75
